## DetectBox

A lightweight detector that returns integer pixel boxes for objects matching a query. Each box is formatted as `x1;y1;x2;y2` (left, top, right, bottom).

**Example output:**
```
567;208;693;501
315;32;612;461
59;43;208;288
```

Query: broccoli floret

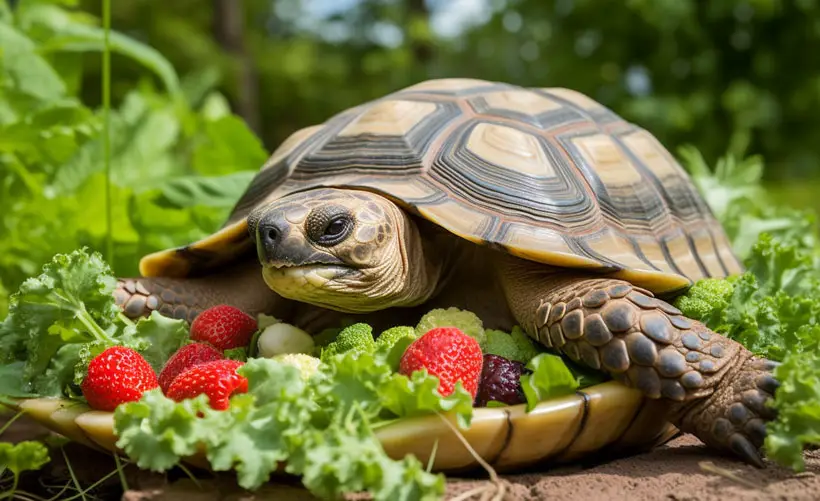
674;278;735;323
510;326;541;361
273;353;321;381
483;326;542;363
320;323;375;362
415;307;486;346
376;326;416;349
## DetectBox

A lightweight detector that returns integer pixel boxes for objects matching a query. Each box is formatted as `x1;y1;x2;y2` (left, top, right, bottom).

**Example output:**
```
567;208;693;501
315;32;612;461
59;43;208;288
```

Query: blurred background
84;0;820;183
2;0;820;313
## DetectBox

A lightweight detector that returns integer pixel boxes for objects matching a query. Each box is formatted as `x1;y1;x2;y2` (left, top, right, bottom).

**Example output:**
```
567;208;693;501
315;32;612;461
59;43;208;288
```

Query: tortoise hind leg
497;256;779;467
115;259;291;323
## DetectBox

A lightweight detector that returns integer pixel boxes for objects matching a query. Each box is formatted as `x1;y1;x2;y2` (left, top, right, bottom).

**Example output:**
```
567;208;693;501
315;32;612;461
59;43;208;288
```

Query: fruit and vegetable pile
0;249;589;500
2;208;820;499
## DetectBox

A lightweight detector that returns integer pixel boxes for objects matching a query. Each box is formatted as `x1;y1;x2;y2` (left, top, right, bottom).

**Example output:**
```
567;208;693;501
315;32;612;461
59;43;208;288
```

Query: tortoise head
248;188;442;313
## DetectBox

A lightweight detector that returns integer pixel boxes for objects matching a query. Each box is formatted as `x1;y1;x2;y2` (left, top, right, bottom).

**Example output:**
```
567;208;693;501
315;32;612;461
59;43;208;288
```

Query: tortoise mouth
262;262;356;281
261;263;359;300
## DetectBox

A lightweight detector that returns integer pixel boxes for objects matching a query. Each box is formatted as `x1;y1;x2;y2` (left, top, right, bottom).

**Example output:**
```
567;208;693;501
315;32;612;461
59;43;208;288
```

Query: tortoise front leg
497;257;779;467
114;259;292;323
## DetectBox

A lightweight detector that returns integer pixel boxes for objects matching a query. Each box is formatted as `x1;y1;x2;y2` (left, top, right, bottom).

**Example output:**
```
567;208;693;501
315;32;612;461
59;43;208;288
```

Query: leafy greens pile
0;249;190;399
0;246;583;500
675;148;820;471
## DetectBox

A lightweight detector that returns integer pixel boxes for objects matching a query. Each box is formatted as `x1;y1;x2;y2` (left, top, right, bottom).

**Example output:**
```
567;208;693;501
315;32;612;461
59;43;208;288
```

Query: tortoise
18;78;780;473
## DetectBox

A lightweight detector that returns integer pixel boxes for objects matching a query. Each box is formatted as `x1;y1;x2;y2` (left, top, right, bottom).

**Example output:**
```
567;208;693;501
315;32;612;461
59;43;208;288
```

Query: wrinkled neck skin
357;209;452;311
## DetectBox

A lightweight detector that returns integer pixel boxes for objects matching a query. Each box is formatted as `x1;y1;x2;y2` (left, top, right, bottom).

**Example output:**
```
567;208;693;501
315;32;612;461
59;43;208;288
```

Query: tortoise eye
324;218;348;237
307;205;354;246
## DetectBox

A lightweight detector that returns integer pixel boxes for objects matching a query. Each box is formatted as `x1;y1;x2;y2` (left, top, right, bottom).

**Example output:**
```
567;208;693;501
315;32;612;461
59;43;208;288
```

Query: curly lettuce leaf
5;248;118;383
0;441;50;479
123;312;189;374
764;336;820;471
300;417;444;501
0;249;189;396
114;390;213;471
115;357;447;500
520;353;580;412
379;370;474;429
675;235;820;359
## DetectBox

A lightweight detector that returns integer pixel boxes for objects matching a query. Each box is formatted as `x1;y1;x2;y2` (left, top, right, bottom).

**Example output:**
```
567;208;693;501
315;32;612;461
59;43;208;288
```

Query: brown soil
4;413;819;501
444;435;820;501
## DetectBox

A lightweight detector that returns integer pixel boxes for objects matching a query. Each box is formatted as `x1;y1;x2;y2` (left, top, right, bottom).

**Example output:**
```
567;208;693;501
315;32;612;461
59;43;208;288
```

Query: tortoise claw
730;433;765;468
741;389;778;420
756;373;780;395
681;356;779;467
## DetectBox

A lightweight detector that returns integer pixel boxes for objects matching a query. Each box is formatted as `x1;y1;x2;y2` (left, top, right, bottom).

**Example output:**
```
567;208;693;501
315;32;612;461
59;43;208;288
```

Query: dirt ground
4;413;819;501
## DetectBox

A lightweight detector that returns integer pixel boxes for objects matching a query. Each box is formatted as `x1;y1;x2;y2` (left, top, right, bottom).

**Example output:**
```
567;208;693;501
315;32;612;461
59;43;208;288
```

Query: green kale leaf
114;357;447;500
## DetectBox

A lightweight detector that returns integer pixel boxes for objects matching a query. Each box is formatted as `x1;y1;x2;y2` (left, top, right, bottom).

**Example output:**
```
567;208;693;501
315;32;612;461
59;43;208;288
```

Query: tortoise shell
140;78;741;293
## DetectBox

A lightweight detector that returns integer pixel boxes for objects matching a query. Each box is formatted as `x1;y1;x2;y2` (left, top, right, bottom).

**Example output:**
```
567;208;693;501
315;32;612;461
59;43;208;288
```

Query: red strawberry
166;359;248;410
81;346;159;411
399;327;483;398
158;342;224;394
190;305;258;351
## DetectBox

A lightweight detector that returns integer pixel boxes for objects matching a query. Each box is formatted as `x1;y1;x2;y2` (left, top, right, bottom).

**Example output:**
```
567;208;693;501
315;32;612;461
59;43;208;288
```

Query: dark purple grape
475;354;527;407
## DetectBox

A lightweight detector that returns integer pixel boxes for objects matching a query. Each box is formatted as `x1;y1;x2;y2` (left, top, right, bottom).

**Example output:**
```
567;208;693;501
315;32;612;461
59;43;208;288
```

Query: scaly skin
113;259;290;323
497;256;779;466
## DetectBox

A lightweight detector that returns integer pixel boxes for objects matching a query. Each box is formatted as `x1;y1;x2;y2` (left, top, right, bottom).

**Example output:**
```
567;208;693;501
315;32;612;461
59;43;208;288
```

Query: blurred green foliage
0;0;266;314
76;0;820;184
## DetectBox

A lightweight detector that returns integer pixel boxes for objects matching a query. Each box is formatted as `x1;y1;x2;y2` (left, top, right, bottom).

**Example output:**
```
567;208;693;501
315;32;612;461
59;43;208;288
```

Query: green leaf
191;115;269;176
300;417;445;501
114;389;212;471
0;441;50;477
115;357;447;499
27;4;180;95
5;249;118;382
765;347;820;471
0;361;36;398
224;347;248;362
0;22;66;102
126;312;189;374
314;351;387;420
379;370;474;429
520;353;580;412
154;171;256;209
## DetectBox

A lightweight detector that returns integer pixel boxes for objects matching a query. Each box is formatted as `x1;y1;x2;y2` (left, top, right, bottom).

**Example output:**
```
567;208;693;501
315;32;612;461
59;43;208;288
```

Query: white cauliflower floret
257;322;315;358
273;353;321;381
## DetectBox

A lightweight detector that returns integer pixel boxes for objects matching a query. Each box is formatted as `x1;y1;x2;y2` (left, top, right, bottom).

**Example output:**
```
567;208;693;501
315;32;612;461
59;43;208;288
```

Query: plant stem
0;475;20;501
62;447;87;501
113;453;129;492
102;0;113;265
0;410;23;437
77;307;114;343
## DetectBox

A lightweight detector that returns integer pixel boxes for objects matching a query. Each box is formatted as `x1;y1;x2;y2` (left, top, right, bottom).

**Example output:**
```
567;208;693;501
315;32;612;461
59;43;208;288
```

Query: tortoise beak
255;212;289;264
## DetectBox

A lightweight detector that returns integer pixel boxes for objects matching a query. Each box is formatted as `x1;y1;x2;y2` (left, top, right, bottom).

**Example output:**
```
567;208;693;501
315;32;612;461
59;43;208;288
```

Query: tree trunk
213;0;261;135
407;0;433;66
